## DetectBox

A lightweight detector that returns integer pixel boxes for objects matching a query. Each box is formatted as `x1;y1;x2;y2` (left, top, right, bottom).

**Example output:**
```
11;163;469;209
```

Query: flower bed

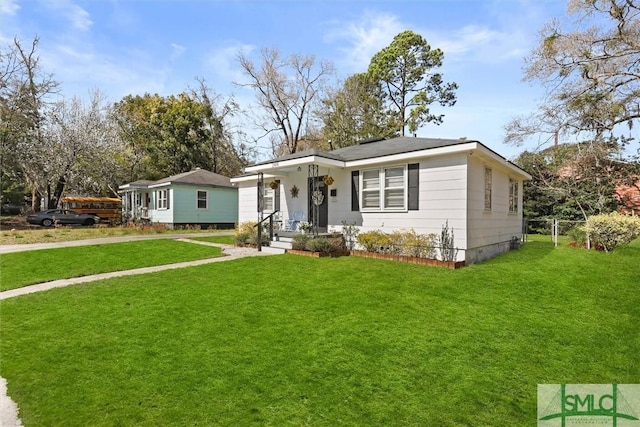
286;249;350;258
349;250;465;269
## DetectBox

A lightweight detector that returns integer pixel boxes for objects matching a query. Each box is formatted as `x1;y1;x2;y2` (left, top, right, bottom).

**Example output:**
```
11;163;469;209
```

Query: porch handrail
255;210;279;252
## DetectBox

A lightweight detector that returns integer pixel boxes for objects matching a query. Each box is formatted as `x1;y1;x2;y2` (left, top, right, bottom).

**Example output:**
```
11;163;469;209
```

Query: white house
119;168;238;229
231;137;531;264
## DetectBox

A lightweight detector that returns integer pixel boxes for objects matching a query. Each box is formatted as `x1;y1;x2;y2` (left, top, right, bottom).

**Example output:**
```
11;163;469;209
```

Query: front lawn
1;240;638;425
0;240;223;291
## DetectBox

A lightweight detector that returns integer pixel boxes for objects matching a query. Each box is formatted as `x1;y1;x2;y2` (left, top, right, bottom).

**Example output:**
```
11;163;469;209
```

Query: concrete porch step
269;240;293;250
261;246;287;254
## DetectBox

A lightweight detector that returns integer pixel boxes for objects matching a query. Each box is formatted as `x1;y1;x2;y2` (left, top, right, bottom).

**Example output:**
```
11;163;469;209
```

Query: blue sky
1;0;570;161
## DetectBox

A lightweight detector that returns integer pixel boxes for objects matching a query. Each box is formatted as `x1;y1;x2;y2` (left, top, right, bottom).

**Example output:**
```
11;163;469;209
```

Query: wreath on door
312;190;324;206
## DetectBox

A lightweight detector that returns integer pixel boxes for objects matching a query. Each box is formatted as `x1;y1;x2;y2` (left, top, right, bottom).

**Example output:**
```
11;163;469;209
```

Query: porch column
257;172;264;251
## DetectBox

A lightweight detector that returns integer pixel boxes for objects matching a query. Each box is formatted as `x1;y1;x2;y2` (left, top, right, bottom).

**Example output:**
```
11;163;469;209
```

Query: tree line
2;30;458;210
2;0;639;219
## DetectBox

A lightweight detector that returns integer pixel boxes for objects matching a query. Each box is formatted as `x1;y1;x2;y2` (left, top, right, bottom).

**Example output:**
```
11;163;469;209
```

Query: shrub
437;220;458;262
567;226;587;246
402;229;437;258
292;233;310;250
235;221;268;247
385;231;406;255
341;221;360;250
327;234;346;252
249;232;270;246
584;212;640;251
357;230;390;252
236;221;258;235
305;237;334;253
357;229;436;258
235;232;252;246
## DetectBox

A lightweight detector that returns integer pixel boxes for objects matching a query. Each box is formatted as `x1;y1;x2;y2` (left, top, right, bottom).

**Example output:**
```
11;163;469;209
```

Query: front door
308;177;328;230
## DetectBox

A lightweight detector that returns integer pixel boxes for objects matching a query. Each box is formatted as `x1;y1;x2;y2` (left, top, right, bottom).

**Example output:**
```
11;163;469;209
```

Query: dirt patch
0;215;39;231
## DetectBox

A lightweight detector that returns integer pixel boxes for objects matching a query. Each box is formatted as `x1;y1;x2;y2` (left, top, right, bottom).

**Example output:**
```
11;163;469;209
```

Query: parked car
1;204;23;215
26;209;101;227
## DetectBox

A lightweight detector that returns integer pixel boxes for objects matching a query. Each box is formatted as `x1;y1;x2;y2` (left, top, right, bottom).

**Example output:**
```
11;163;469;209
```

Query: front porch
258;210;332;254
118;181;152;223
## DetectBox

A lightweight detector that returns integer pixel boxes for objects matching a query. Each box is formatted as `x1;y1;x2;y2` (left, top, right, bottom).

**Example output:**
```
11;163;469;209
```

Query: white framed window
157;189;168;209
360;165;406;211
509;178;518;213
263;187;274;211
197;190;207;209
362;169;381;209
484;167;492;211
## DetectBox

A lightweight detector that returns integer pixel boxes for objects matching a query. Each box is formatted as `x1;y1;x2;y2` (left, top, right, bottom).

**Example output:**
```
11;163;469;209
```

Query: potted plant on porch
298;221;312;234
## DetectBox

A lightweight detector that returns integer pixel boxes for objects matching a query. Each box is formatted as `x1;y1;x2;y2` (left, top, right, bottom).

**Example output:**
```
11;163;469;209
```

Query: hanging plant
323;176;334;186
290;185;299;198
269;181;279;190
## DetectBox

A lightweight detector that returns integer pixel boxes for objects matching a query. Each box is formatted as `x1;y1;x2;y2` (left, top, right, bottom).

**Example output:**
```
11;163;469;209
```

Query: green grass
1;240;638;426
0;240;223;291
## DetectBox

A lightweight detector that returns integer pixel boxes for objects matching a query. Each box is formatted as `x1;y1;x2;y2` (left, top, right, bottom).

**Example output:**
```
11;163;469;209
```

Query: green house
119;168;238;229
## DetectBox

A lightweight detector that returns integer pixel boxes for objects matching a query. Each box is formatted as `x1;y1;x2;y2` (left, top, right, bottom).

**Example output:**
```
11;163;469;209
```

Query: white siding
327;155;468;261
466;155;523;263
149;188;173;224
235;150;527;264
237;182;258;224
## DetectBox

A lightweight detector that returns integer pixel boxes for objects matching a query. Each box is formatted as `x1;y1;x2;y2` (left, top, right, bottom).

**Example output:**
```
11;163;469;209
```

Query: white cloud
170;43;186;61
46;0;93;32
0;0;20;16
324;10;405;73
427;24;529;66
325;5;537;75
205;41;255;84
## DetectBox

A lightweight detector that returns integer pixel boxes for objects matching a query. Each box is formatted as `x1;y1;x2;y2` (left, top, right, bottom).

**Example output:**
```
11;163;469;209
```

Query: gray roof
331;137;477;161
250;148;344;167
127;180;154;187
251;137;478;166
151;168;234;188
239;136;530;178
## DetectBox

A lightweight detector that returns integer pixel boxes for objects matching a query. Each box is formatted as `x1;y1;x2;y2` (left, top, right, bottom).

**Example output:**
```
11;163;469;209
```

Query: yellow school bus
61;196;122;223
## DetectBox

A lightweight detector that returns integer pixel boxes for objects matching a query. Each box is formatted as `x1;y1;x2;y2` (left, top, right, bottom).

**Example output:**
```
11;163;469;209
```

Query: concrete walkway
0;232;234;254
0;241;273;300
0;235;276;426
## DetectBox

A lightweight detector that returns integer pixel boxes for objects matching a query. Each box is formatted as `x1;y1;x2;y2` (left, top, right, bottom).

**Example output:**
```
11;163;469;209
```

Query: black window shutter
408;163;419;210
275;180;281;211
166;189;170;209
351;171;359;211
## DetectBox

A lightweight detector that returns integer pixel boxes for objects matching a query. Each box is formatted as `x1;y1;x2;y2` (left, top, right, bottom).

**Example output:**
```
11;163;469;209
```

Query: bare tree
236;48;334;155
505;0;640;156
188;77;246;176
1;36;60;209
32;91;127;207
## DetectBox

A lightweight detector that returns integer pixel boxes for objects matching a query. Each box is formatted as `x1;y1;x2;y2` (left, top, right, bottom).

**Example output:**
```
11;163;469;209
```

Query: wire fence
523;219;586;247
